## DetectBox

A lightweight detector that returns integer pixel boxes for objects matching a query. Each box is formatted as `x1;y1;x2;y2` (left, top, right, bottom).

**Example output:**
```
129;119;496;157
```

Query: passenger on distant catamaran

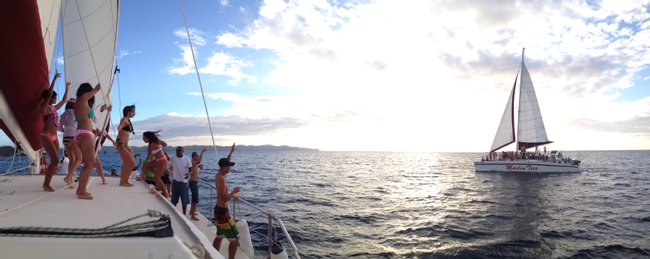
39;71;69;192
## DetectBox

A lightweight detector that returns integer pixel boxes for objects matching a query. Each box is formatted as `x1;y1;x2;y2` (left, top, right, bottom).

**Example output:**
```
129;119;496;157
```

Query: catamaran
0;1;298;258
474;49;581;173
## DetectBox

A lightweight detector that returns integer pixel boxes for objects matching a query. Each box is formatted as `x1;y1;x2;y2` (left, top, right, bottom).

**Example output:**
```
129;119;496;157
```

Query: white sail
37;0;62;72
516;61;551;150
62;0;119;144
489;74;517;153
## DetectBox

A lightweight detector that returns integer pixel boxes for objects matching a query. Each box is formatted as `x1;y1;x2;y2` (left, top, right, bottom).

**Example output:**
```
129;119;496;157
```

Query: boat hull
474;160;581;173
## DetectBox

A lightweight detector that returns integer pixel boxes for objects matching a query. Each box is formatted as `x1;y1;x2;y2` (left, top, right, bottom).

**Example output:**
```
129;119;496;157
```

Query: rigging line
177;0;220;161
116;65;122;116
74;0;107;101
73;0;118;144
53;5;65;101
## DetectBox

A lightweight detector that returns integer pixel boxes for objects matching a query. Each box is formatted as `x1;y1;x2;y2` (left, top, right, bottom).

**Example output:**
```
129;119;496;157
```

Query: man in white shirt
170;146;192;214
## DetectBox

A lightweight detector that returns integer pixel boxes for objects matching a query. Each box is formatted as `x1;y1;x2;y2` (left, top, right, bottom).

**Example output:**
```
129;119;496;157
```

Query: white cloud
117;49;142;59
174;28;207;46
167;28;255;85
166;0;650;151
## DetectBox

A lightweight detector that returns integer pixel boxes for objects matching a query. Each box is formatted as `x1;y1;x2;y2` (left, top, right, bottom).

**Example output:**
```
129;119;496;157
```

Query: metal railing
199;180;301;259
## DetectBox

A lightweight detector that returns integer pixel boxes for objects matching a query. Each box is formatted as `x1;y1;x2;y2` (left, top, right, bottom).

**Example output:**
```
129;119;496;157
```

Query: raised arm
226;143;235;161
54;81;70;110
41;71;61;111
198;147;207;163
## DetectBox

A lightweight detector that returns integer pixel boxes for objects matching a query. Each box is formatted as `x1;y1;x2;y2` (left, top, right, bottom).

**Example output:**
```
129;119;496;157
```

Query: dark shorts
171;180;189;205
189;180;199;204
62;136;74;145
214;206;239;241
161;173;170;184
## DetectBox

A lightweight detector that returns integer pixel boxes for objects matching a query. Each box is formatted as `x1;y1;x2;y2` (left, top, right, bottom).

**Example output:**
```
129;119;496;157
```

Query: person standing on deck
74;82;101;200
60;98;81;188
213;143;240;258
116;105;136;187
170;146;191;214
162;151;172;195
39;71;69;192
188;147;207;221
141;131;169;197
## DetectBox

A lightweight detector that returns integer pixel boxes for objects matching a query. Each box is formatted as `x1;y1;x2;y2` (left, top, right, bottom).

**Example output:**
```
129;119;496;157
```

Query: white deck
0;174;225;259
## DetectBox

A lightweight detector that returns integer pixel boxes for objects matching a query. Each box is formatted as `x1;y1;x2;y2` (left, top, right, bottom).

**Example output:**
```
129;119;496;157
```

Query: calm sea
2;149;649;258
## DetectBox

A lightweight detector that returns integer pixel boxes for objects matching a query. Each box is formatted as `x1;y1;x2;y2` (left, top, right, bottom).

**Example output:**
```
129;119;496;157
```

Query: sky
3;0;650;152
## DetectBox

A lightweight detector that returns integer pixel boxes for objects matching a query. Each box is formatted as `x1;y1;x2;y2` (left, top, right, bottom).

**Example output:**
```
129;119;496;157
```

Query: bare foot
190;215;199;221
76;192;93;200
43;185;55;192
119;182;133;187
64;177;74;189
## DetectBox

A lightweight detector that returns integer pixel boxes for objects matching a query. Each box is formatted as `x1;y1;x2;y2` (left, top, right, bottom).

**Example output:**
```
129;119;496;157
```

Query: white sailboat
0;1;298;258
474;49;581;173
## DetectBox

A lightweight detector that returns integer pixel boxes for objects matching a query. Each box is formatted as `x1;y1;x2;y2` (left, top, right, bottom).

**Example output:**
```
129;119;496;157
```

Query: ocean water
2;149;649;258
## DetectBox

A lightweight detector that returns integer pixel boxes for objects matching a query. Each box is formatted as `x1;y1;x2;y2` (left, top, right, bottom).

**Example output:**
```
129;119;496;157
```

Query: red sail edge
0;0;49;151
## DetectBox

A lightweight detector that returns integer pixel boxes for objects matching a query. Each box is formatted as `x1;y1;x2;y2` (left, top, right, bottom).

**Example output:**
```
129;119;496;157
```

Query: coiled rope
0;210;173;238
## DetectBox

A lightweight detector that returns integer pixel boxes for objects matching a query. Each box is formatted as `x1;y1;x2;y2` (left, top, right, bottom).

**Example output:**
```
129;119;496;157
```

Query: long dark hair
76;83;95;108
123;105;136;117
143;130;162;143
41;90;57;100
64;99;76;110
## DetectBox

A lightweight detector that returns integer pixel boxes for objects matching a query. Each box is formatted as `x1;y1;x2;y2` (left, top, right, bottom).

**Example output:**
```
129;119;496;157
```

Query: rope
5;145;19;174
72;0;118;145
0;210;173;238
176;0;220;162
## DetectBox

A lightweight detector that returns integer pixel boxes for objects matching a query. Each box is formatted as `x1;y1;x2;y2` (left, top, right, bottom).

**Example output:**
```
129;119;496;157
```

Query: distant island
0;144;318;157
123;144;318;153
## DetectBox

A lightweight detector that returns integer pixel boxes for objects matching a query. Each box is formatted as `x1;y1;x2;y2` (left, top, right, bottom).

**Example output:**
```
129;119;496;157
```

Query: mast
516;48;552;150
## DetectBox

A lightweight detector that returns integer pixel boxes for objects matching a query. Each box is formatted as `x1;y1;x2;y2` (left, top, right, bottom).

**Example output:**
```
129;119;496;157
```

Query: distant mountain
0;146;18;157
102;144;318;153
1;144;317;157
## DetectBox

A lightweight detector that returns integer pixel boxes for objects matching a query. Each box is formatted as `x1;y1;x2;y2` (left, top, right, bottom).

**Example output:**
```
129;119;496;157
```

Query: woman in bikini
74;82;101;200
59;98;81;187
39;71;69;192
116;105;136;186
142;131;169;197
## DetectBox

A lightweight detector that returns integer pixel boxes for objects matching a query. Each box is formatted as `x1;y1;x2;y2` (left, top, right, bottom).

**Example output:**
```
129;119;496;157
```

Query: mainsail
489;49;551;152
62;0;120;149
37;0;63;72
0;0;119;163
516;58;551;150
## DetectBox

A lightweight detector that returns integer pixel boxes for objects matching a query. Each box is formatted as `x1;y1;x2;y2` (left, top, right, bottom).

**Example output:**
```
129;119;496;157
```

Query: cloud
174;28;207;46
166;28;255;85
116;49;142;59
131;112;310;146
156;0;650;151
